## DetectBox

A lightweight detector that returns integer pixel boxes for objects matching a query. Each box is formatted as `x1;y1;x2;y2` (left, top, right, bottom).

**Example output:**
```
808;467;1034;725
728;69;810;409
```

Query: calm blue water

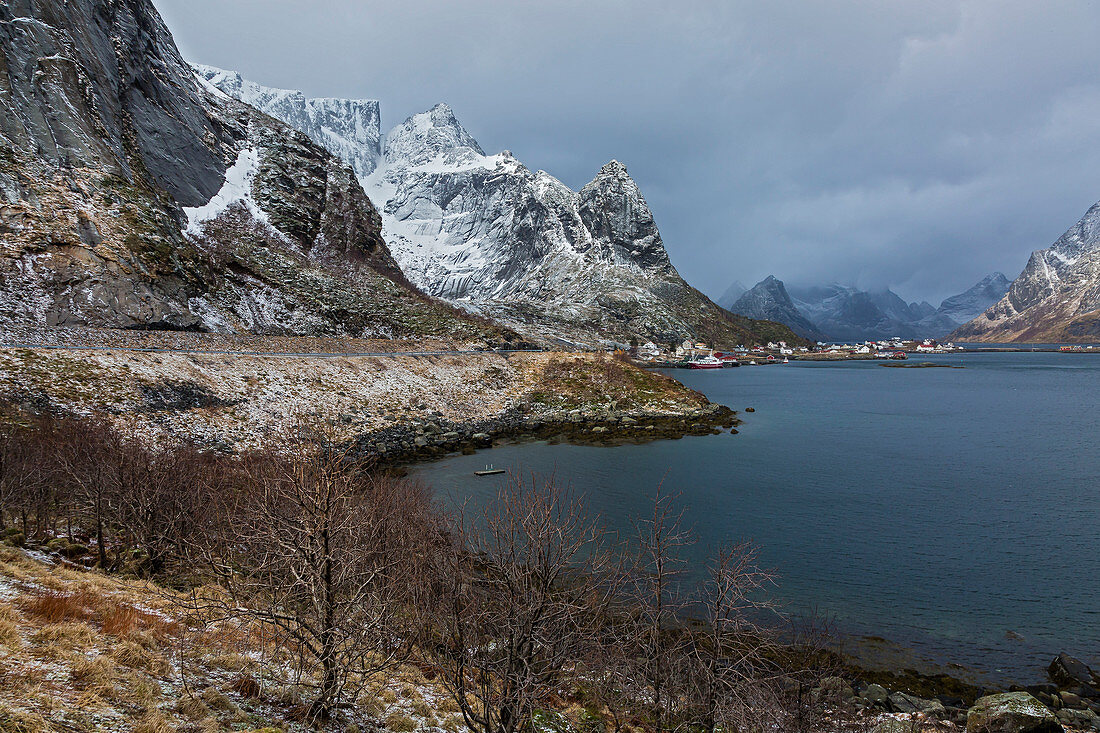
411;353;1100;682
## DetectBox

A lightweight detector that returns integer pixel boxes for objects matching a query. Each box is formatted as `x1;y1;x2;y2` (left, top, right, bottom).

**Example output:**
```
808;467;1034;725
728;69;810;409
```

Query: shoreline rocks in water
355;402;739;466
846;653;1100;732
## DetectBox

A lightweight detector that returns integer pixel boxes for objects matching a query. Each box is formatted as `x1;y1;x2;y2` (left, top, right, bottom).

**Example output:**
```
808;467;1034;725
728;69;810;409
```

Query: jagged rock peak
1050;200;1100;262
383;102;485;167
579;160;671;271
194;64;382;177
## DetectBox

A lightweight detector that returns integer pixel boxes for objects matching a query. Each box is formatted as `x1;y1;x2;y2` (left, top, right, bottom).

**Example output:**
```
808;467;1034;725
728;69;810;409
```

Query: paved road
0;343;545;359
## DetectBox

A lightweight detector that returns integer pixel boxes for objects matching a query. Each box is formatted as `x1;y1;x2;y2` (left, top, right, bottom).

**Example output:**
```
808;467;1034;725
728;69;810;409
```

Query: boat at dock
687;355;724;369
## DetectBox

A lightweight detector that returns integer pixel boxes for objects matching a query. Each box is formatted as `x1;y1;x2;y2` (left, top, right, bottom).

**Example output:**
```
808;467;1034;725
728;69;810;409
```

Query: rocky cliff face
952;204;1100;342
729;277;823;340
0;0;506;342
199;70;801;347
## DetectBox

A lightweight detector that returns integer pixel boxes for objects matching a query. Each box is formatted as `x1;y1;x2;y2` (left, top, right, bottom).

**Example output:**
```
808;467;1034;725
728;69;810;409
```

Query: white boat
687;355;724;370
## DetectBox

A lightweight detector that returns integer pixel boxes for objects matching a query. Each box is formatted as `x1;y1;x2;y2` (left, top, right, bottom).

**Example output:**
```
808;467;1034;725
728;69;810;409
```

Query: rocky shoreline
354;402;739;466
817;652;1100;731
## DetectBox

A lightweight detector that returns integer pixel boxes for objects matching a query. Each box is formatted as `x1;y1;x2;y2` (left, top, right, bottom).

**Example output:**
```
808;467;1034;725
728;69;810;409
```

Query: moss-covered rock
967;692;1063;733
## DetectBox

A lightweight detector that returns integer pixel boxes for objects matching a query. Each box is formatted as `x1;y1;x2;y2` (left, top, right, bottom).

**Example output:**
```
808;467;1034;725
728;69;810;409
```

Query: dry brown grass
102;601;179;640
132;707;173;733
108;638;172;676
176;692;212;721
28;621;97;658
228;674;262;699
70;654;117;697
0;702;50;733
0;602;21;648
385;712;418;732
19;589;98;625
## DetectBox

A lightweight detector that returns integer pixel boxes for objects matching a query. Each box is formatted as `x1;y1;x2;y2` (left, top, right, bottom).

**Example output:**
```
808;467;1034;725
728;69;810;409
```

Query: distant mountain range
950;201;1100;343
724;274;1010;342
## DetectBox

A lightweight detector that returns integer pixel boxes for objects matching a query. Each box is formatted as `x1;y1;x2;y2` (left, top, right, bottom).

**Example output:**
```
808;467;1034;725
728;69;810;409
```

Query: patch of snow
182;147;267;234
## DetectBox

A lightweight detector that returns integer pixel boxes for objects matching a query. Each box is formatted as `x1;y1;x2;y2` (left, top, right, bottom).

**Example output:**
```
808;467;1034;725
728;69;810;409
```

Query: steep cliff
0;0;507;342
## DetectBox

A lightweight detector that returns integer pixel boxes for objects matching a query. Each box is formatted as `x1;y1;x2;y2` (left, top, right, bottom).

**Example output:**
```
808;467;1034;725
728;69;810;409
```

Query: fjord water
411;352;1100;682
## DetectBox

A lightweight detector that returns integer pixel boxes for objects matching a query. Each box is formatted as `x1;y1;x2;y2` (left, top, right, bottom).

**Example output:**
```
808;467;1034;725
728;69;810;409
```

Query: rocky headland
0;327;735;459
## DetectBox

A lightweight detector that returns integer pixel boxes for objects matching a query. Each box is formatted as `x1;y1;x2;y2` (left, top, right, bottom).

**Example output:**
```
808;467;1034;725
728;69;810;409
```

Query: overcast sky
156;0;1100;304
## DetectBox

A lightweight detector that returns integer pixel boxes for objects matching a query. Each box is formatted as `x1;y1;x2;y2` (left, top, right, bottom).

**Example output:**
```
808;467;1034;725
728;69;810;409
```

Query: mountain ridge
723;274;1009;342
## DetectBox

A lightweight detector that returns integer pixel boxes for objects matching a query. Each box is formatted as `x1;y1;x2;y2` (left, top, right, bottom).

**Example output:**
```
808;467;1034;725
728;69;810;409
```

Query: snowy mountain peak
952;200;1100;342
194;65;382;177
1049;199;1100;263
383;103;485;168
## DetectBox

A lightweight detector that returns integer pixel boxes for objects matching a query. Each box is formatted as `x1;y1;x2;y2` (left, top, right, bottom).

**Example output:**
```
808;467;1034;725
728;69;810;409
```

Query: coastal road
0;343;546;359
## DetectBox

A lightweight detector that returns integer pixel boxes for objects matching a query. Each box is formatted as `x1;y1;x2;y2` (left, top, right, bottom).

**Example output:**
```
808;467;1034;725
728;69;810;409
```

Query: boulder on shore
872;718;921;733
889;691;945;716
1049;653;1099;690
967;692;1063;733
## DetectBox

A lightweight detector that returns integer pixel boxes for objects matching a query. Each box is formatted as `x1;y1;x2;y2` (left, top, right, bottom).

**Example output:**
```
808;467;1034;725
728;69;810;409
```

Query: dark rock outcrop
1048;654;1099;691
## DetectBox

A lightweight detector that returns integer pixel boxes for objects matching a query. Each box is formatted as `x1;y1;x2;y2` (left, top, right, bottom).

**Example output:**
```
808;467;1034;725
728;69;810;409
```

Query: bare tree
190;430;439;724
684;541;782;732
425;473;623;733
0;414;65;539
627;486;696;730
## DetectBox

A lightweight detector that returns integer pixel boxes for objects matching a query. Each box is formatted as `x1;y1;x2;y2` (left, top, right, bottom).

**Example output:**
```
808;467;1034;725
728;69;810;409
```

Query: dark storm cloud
155;0;1100;303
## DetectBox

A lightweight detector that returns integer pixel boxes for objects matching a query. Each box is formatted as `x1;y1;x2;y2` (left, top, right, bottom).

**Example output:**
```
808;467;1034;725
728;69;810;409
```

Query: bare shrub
423;473;623;733
682;542;782;732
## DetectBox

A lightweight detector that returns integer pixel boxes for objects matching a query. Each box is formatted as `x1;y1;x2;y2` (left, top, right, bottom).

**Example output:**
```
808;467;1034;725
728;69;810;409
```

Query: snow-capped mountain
197;68;800;347
725;273;1007;342
728;277;823;340
937;272;1010;325
194;65;383;178
952;203;1100;342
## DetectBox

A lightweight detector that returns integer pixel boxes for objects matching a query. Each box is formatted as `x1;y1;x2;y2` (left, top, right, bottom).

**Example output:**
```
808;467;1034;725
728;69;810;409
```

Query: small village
629;337;965;368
